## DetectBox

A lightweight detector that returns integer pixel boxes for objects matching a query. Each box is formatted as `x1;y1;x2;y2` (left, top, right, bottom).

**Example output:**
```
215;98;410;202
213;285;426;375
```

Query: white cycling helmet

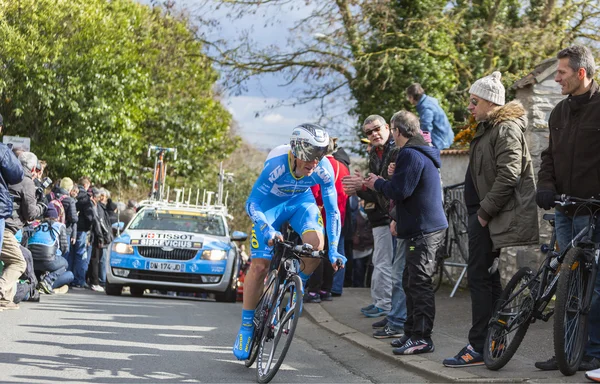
290;123;330;162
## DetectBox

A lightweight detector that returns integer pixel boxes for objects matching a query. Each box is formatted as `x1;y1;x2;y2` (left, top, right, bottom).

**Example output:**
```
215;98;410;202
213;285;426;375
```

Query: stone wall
440;150;469;186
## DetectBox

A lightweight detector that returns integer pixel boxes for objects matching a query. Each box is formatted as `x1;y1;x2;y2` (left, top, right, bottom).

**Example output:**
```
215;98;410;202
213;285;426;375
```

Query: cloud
262;113;285;124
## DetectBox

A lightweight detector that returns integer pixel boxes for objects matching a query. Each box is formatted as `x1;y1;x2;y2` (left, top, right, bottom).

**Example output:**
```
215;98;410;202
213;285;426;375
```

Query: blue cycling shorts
250;194;324;260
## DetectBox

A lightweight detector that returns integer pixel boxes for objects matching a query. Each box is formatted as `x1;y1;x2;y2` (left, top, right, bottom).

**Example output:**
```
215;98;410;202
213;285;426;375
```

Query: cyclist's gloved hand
536;189;555;210
264;227;282;246
329;249;347;268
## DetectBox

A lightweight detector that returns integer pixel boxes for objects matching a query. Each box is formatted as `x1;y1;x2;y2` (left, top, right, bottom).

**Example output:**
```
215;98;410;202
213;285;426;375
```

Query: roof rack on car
138;163;234;220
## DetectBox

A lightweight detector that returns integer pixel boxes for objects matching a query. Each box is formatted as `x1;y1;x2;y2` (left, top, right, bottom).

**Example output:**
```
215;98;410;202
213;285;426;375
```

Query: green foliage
0;0;235;185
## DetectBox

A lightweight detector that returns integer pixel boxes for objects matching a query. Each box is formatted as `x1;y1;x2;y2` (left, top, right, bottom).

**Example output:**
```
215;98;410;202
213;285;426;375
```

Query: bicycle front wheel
554;247;593;376
256;274;302;383
245;270;279;368
484;267;535;370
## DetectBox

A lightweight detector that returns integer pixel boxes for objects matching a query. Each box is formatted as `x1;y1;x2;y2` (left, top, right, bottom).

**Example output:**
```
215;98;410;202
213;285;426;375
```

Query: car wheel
105;283;123;296
215;268;238;303
130;286;145;297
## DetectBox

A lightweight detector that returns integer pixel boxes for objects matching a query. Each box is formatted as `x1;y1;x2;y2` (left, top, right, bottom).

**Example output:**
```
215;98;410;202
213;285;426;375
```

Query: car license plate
148;262;183;272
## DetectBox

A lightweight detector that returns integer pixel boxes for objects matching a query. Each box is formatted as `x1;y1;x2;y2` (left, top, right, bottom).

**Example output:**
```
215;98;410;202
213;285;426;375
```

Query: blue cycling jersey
246;145;341;255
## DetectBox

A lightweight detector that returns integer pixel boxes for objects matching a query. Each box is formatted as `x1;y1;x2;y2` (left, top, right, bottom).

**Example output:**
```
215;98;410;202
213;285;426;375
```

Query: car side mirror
231;231;248;242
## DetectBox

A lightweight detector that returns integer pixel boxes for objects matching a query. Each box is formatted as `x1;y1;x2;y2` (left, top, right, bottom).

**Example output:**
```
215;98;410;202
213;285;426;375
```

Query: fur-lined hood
487;100;527;131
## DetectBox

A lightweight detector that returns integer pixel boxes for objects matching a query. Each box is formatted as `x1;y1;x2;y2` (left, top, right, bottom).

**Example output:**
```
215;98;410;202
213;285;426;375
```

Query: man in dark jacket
72;176;94;287
0;114;25;309
88;188;112;292
536;45;600;373
342;115;397;320
365;110;447;355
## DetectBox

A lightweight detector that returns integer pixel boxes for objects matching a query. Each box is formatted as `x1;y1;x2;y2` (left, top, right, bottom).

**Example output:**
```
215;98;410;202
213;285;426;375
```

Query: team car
105;200;248;302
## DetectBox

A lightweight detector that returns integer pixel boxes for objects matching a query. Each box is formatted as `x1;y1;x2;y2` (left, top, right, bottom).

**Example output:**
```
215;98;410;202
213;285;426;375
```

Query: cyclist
233;123;347;360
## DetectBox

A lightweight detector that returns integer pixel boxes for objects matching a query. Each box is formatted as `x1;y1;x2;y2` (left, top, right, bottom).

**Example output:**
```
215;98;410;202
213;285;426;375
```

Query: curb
303;303;527;383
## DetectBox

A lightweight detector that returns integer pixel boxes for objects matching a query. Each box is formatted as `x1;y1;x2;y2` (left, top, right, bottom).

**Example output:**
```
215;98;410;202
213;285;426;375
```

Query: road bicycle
483;195;599;375
244;239;328;383
432;182;469;296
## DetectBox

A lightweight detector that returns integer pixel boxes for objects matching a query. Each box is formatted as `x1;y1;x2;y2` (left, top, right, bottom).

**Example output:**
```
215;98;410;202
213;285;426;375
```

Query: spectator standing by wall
406;83;454;150
443;71;538;367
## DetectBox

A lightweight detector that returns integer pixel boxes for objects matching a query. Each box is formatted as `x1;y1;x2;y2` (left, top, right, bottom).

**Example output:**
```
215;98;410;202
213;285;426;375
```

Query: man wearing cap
0;113;25;310
442;71;538;367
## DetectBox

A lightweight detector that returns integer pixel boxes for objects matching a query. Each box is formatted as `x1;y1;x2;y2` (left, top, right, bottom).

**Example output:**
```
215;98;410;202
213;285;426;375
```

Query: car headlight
113;243;134;254
201;250;227;260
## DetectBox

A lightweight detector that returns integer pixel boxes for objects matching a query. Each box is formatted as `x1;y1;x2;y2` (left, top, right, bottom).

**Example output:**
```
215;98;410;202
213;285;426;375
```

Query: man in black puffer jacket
72;177;94;288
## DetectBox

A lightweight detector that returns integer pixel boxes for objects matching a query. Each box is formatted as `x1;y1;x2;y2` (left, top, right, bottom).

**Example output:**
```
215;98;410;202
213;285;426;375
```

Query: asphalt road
0;290;429;383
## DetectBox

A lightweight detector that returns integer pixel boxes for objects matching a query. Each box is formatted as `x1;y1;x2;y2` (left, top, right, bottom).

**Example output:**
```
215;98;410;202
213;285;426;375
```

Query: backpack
49;192;67;224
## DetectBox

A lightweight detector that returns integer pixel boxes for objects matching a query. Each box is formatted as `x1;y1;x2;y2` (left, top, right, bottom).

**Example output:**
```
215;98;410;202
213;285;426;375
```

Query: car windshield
128;209;226;237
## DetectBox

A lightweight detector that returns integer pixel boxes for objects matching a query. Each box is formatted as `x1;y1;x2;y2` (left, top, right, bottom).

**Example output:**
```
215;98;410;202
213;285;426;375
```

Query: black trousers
403;229;445;339
467;213;503;352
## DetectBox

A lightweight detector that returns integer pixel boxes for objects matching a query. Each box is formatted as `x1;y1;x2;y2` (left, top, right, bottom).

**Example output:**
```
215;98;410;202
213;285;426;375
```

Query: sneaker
53;285;69;295
0;300;20;310
90;285;105;292
361;304;375;313
233;326;255;360
303;292;321;303
37;279;53;294
391;334;410;348
372;318;388;329
443;344;484;367
580;356;600;371
30;290;41;302
373;325;403;339
535;356;557;371
393;337;434;355
319;291;333;301
586;367;600;382
363;306;389;318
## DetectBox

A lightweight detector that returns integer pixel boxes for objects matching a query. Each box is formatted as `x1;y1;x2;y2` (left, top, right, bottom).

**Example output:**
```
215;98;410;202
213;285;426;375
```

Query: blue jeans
71;231;89;286
53;270;74;289
331;234;345;294
386;238;408;330
64;234;72;271
555;211;600;359
98;247;108;285
34;255;68;285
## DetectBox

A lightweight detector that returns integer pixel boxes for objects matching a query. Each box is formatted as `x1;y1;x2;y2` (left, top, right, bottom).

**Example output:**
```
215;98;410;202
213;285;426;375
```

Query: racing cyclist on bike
233;123;347;360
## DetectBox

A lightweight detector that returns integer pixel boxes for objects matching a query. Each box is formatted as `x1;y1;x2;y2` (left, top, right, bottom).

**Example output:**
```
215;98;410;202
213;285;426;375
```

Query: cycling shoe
233;325;255;360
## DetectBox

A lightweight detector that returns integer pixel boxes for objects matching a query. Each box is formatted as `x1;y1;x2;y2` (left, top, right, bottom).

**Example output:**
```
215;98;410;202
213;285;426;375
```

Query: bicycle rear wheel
554;247;593;376
484;267;535;370
431;253;445;293
256;274;302;383
449;200;469;263
245;270;279;368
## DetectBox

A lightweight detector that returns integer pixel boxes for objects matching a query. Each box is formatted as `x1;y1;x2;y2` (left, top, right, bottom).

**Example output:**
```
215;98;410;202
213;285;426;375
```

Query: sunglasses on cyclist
364;125;383;136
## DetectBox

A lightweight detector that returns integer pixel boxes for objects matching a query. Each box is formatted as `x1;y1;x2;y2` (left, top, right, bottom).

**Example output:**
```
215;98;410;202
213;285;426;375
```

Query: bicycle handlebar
273;239;342;267
554;194;600;206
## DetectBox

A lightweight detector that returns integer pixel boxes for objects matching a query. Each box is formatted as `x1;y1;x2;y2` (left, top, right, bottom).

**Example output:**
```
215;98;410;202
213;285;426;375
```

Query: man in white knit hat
442;71;539;367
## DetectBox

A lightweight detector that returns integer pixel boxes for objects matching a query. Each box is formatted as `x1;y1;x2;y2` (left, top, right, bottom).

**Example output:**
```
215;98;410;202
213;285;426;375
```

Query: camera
34;176;52;203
